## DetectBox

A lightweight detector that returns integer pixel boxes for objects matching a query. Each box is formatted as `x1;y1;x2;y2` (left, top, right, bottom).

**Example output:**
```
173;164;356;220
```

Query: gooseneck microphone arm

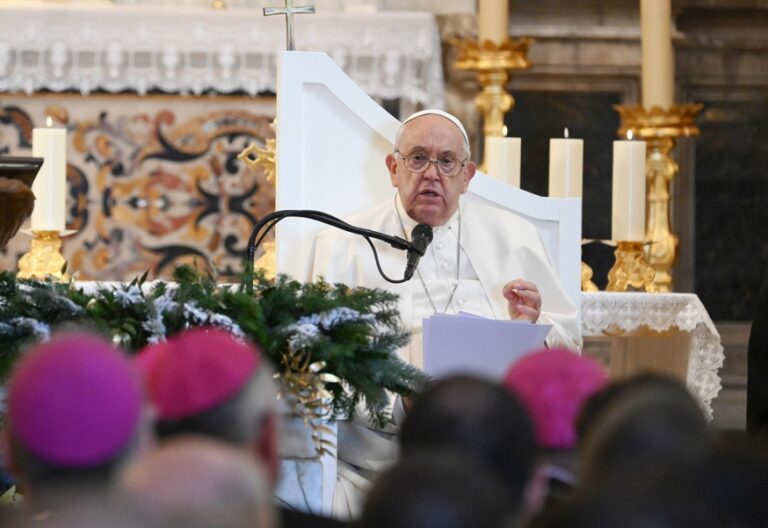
244;209;427;293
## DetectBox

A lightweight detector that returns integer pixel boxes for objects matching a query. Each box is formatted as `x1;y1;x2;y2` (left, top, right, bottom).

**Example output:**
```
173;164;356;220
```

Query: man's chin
410;208;446;227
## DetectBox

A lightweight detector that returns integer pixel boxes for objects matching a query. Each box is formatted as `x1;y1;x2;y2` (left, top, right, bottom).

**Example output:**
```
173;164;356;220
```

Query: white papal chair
270;50;581;515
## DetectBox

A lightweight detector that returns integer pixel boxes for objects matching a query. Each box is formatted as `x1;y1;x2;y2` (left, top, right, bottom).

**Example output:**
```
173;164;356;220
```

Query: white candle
611;137;647;241
641;0;674;109
548;128;583;198
478;0;508;44
31;118;67;231
485;136;521;188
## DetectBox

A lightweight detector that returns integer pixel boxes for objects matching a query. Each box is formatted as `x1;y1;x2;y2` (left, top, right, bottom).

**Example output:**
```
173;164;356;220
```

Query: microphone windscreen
412;223;433;244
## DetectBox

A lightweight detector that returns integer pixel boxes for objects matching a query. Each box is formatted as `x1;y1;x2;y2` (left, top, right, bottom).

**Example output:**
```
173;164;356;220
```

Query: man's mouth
419;190;440;198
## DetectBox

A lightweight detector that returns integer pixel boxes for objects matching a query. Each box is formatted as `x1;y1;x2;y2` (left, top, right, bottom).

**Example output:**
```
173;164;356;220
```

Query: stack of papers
422;312;552;380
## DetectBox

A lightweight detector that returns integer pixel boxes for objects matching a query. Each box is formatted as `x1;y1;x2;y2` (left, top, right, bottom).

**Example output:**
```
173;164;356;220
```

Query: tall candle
641;0;674;109
31;118;67;231
611;137;647;241
478;0;509;44
485;136;521;188
548;128;583;198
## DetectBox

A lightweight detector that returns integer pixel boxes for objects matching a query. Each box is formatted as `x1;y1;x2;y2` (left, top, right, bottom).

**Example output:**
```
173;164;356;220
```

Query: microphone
404;223;433;280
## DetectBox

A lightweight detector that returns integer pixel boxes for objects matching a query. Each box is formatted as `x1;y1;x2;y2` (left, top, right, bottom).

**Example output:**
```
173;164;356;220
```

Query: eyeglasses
395;150;468;178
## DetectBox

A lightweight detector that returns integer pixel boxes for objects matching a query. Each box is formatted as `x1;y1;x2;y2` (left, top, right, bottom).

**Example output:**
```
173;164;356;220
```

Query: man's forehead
400;110;470;145
399;116;466;152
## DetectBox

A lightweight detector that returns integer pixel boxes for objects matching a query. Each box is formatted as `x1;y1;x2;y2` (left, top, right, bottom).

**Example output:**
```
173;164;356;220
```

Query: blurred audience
115;435;276;528
135;327;344;527
3;332;146;521
361;452;518;528
577;373;714;488
399;375;539;524
503;347;608;517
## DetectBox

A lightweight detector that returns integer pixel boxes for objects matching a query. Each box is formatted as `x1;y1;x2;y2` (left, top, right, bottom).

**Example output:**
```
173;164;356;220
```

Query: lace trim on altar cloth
581;292;724;420
0;6;444;109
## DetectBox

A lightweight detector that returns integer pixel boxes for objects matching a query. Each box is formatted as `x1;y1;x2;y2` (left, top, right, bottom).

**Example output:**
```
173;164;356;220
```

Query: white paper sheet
422;313;552;380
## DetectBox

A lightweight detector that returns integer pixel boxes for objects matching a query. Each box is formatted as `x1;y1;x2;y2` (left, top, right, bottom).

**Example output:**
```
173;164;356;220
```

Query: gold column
614;104;702;292
452;38;532;167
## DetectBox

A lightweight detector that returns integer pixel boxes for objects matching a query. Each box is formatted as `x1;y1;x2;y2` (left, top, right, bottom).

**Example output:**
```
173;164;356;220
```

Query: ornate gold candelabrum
17;230;69;281
453;37;532;169
606;241;657;293
614;104;702;292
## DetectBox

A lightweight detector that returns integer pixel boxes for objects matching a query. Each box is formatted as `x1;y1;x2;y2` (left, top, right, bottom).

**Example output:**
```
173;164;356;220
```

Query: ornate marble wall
0;94;275;281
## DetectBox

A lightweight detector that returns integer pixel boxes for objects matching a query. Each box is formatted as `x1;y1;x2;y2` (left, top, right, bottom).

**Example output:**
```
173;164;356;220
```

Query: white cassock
307;192;581;518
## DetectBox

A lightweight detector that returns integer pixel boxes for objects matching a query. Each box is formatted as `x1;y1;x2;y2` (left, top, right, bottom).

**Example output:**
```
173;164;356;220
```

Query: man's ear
254;414;279;487
461;161;476;193
386;153;399;188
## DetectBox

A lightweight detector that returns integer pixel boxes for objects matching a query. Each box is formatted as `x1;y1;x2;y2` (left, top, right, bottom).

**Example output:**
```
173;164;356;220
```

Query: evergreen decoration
0;266;427;429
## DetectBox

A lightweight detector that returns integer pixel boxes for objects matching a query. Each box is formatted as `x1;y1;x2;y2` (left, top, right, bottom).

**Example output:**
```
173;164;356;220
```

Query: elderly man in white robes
308;110;581;518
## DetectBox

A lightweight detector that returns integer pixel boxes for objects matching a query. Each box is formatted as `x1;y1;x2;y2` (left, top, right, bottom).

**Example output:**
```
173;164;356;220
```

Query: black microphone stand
243;209;420;294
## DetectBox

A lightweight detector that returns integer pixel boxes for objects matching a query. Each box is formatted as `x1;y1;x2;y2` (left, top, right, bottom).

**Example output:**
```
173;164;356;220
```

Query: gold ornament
280;350;339;457
606;241;658;293
17;231;69;281
452;38;533;170
581;261;599;292
238;138;277;186
239;119;278;277
614;104;702;292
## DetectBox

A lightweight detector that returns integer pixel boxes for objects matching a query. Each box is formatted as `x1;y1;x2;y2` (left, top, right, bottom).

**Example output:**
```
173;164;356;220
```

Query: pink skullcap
7;333;143;468
504;348;608;450
135;328;260;421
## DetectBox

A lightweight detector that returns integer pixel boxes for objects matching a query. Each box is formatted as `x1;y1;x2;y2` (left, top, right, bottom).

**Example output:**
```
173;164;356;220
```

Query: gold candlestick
453;38;532;169
581;261;599;292
17;230;69;281
614;104;702;292
607;241;657;293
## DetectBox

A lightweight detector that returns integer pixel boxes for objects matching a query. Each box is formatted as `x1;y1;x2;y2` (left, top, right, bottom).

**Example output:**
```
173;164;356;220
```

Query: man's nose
422;160;440;180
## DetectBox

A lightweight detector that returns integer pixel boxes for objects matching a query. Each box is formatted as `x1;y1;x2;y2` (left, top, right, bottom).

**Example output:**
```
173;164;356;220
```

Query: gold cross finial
263;0;316;51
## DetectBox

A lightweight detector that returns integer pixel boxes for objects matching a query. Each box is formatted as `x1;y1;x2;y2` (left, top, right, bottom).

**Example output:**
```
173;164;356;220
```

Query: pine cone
0;177;35;249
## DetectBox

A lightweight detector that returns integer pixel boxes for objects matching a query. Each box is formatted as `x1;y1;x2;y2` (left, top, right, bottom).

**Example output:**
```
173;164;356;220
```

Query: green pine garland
0;266;428;427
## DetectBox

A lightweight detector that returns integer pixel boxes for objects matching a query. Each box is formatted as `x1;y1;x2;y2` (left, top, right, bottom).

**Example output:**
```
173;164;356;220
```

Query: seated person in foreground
308;110;581;518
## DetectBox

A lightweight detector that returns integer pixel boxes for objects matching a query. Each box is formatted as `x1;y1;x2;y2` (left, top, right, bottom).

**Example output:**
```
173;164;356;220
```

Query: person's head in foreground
4;332;144;507
115;435;276;528
503;347;609;520
504;347;609;452
399;375;540;523
387;110;477;227
361;452;517;528
576;372;714;489
135;327;278;482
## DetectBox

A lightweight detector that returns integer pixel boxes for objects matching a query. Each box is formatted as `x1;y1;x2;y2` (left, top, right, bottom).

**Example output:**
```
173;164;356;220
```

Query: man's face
386;115;476;227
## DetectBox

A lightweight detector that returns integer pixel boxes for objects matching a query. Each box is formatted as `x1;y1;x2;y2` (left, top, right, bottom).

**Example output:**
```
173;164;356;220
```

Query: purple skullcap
504;347;609;450
7;333;143;468
135;328;260;421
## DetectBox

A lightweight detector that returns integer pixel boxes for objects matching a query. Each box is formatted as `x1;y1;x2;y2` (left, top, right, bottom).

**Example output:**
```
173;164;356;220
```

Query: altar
581;292;724;420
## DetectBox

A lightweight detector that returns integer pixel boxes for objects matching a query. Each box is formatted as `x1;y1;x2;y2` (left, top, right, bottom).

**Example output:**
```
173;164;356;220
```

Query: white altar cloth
0;2;444;108
581;292;724;419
